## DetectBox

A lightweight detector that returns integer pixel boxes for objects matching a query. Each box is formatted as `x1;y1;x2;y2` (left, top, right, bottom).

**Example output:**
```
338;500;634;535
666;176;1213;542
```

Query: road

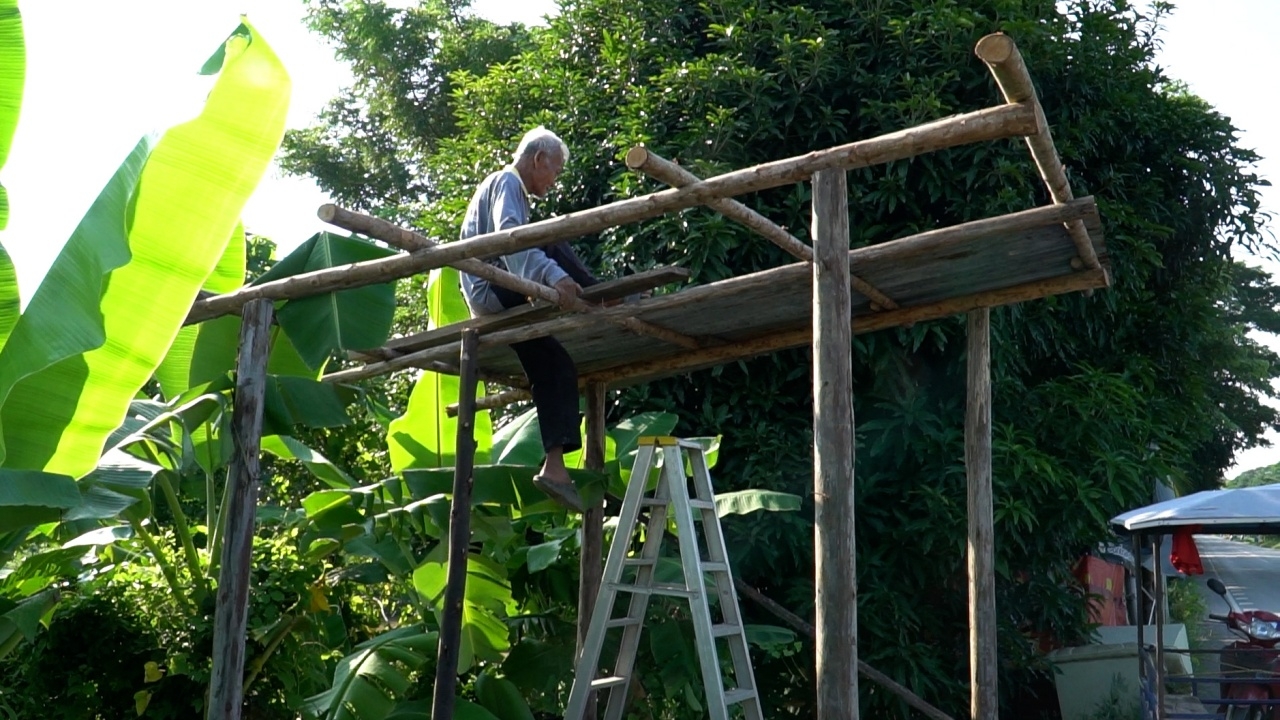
1197;536;1280;615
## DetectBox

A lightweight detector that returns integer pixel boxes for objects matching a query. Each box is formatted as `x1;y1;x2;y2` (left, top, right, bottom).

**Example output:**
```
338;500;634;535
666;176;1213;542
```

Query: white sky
4;0;1278;477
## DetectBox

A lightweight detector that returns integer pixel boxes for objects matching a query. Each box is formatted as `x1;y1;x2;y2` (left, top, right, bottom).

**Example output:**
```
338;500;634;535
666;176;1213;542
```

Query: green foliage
283;0;1280;716
1228;462;1280;488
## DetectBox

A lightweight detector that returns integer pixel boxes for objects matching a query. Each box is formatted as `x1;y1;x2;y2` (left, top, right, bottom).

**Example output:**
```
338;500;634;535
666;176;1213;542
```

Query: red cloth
1170;526;1204;575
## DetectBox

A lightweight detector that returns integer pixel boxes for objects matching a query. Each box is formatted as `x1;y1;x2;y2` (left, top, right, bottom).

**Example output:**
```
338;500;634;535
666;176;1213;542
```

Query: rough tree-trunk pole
431;329;480;720
577;383;608;720
966;309;997;720
812;168;857;719
206;298;273;720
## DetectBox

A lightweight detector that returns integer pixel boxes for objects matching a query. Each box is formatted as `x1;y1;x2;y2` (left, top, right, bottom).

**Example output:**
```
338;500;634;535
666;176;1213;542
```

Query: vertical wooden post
578;383;608;720
811;168;857;719
966;308;997;720
206;298;273;720
431;328;480;720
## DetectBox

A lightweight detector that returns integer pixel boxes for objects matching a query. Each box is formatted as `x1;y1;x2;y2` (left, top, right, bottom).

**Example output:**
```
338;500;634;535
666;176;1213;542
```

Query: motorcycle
1207;577;1280;720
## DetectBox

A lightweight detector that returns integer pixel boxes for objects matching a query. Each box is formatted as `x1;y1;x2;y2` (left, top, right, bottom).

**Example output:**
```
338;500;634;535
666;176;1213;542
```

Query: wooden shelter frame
200;34;1110;720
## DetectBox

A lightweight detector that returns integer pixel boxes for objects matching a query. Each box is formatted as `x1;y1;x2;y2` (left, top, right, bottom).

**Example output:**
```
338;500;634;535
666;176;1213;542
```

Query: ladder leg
690;446;764;720
566;445;660;720
666;445;731;720
603;476;670;720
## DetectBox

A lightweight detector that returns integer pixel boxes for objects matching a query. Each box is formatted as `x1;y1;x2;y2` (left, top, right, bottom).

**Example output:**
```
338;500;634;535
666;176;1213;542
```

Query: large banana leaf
301;626;438;720
154;222;247;399
0;242;14;348
0;0;24;231
0;588;57;659
0;20;289;477
0;469;79;531
253;232;397;370
387;266;492;472
412;548;516;672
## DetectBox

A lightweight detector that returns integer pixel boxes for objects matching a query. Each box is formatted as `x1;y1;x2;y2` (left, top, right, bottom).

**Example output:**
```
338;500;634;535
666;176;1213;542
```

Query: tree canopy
283;0;1280;715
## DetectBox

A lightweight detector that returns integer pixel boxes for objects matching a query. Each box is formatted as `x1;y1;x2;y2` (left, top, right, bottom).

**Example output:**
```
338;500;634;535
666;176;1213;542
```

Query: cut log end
624;146;651;169
975;33;1015;64
317;204;338;222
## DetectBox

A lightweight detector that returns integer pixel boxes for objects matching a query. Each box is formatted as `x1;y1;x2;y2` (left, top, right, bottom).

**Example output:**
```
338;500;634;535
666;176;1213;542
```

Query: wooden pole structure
966;308;997;719
811;168;857;718
322;198;1100;385
624;147;899;311
974;33;1100;273
431;328;480;720
206;298;273;720
577;383;608;720
185;102;1036;324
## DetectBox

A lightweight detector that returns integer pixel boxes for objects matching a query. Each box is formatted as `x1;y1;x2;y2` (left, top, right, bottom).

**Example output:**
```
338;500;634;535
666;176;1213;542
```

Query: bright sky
4;1;1279;477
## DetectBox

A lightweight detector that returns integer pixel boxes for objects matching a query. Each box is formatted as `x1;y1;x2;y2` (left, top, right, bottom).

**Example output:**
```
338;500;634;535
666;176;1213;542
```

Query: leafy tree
283;0;1280;716
1228;461;1280;489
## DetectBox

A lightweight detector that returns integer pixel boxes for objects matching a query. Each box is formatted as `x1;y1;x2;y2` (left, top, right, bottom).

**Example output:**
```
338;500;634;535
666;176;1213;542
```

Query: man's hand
552;277;582;311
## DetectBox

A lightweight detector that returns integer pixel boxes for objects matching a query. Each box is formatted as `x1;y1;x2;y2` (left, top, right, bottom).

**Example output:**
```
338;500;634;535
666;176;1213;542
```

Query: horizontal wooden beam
351;266;690;363
186;102;1037;324
976;33;1100;273
323;198;1098;385
625;147;899;311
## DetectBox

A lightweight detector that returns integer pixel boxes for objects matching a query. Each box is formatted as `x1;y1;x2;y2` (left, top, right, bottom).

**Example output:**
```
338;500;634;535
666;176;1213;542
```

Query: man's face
527;150;565;198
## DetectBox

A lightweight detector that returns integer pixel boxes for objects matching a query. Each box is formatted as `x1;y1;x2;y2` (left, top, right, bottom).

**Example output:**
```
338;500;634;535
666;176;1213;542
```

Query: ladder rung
639;498;669;507
608;582;695;598
606;617;643;629
724;688;757;705
711;622;742;638
623;557;655;567
591;676;629;690
690;499;715;510
701;561;729;573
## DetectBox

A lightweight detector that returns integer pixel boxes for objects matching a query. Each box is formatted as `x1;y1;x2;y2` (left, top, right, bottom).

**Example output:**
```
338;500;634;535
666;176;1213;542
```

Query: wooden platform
352;196;1108;390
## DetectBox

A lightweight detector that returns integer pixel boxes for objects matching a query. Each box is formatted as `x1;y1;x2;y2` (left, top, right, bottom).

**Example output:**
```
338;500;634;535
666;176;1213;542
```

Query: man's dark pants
490;284;582;455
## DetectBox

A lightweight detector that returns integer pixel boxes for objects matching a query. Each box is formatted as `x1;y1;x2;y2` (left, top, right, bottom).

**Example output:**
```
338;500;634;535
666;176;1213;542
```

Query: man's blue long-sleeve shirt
459;167;569;315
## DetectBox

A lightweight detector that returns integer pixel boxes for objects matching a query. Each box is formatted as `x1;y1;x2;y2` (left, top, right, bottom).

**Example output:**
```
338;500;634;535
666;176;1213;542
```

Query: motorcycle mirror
1207;578;1227;596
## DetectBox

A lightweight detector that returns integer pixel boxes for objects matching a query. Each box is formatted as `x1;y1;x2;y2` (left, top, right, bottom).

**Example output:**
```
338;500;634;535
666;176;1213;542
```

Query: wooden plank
354;266;690;361
976;33;1099;272
577;383;607;720
206;298;273;720
966;309;997;720
431;329;480;720
187;103;1036;324
326;199;1100;384
811;168;857;720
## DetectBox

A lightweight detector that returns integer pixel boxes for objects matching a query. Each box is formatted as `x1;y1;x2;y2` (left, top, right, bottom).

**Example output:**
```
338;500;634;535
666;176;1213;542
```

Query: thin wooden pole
624;147;899;311
186;102;1036;324
577;383;608;720
732;580;956;720
966;308;997;720
975;33;1099;273
431;328;480;720
206;298;273;720
812;168;856;719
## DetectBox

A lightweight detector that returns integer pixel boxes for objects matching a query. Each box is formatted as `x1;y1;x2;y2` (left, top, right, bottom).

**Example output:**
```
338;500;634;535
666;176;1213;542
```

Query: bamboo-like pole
965;309;997;720
624;147;899;311
732;580;956;720
577;383;607;720
185;102;1036;324
431;329;480;720
323;198;1099;385
811;168;857;719
975;33;1099;272
297;206;701;351
206;298;273;720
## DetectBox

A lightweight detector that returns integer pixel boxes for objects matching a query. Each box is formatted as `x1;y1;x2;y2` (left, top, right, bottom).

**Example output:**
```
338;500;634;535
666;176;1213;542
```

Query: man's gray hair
514;126;569;165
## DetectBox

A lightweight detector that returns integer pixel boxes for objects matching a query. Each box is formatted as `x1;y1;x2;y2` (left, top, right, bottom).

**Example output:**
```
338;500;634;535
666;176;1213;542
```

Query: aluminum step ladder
565;436;763;720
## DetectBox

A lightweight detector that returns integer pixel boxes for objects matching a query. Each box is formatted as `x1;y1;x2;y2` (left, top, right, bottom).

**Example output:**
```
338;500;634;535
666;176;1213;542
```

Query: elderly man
459;126;596;513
